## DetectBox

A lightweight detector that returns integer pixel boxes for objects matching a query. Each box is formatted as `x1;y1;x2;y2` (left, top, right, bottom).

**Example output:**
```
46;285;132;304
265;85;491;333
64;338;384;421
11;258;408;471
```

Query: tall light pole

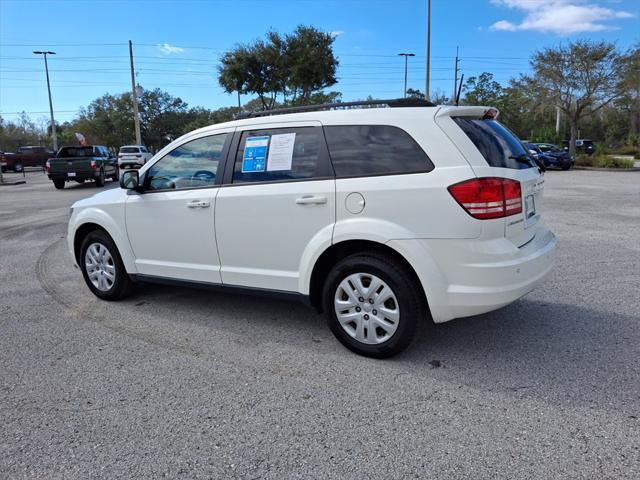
129;40;142;145
33;51;58;151
398;53;415;98
426;0;431;101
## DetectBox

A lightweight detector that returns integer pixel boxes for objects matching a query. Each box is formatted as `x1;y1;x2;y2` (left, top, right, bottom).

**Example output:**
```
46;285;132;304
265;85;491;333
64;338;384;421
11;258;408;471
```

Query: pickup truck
0;146;54;172
46;145;119;189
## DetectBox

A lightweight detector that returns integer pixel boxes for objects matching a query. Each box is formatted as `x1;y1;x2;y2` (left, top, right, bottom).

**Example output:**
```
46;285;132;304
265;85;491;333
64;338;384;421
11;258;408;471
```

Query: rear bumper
388;223;556;323
48;171;101;181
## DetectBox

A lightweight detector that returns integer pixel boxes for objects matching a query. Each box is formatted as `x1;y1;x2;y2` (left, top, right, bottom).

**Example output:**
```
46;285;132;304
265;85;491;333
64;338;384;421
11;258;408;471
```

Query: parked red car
0;146;54;172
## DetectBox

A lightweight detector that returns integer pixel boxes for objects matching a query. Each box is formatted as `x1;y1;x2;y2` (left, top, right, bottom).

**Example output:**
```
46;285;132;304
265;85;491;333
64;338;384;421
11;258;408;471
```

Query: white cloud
330;30;345;38
489;0;634;35
157;43;185;54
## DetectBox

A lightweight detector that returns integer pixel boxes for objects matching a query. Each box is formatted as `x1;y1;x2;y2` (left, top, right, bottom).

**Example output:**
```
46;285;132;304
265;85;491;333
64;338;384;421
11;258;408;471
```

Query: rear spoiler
435;106;500;120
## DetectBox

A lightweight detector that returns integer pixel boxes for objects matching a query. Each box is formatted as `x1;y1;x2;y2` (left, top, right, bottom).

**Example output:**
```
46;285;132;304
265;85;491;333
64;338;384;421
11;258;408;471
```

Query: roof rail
236;97;437;119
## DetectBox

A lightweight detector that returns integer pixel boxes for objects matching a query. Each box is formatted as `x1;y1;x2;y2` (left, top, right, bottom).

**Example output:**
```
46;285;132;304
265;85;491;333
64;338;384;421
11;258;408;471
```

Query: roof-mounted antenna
455;73;464;106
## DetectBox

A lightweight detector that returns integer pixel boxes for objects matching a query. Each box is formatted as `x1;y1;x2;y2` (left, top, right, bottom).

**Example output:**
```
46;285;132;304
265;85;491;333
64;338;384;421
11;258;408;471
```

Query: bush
575;154;635;168
610;146;640;156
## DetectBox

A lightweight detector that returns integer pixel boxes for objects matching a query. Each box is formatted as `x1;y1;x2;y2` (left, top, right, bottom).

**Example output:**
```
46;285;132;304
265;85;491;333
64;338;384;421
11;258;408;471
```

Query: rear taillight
90;160;97;170
448;177;522;220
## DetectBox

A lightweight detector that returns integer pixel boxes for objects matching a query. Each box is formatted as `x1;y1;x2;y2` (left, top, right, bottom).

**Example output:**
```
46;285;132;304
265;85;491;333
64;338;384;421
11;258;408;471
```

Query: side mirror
120;169;141;191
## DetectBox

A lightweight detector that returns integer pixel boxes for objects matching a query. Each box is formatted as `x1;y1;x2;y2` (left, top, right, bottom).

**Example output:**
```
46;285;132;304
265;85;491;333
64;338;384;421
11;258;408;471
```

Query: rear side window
232;127;330;184
324;125;433;177
453;118;535;170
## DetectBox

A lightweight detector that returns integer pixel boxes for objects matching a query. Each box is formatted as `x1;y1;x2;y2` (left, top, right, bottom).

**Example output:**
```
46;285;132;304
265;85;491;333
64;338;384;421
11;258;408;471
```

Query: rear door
215;122;335;292
437;109;544;247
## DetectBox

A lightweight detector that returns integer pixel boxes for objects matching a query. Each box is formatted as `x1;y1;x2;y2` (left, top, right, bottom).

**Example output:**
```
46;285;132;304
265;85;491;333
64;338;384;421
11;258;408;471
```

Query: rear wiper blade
510;154;546;172
509;154;534;165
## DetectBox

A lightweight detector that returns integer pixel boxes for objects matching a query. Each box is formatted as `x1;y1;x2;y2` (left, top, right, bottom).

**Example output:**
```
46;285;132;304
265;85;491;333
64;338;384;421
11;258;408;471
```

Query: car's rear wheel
95;168;105;187
53;179;65;189
79;230;133;300
322;253;423;358
14;162;23;173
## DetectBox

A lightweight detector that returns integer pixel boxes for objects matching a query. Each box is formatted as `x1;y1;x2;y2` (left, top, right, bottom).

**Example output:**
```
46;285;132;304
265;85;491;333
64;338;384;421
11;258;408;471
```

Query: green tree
462;72;505;106
218;25;338;110
526;40;626;157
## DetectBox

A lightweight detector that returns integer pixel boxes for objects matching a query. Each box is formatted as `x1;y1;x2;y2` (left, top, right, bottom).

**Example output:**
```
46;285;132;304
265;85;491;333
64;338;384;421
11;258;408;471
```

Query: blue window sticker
242;136;270;173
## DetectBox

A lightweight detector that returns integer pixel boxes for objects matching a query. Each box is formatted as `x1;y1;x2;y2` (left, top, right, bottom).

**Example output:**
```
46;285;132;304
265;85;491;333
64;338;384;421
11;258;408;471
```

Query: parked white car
67;99;556;358
117;145;152;169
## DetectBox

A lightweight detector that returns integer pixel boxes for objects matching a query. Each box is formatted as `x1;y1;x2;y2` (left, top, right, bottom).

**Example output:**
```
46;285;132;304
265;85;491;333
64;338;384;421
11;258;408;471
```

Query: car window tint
453;118;536;170
232;127;324;184
120;147;140;154
324;125;433;177
146;133;229;191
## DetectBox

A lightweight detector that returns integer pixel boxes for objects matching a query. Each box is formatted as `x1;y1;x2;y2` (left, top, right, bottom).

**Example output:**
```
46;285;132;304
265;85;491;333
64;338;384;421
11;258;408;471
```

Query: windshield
453;118;536;169
58;147;95;158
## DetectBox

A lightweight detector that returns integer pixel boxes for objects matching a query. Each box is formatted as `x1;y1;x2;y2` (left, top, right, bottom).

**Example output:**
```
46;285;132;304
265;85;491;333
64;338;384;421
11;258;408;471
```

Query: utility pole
129;40;142;145
425;0;431;101
453;46;460;104
33;51;57;151
398;53;415;98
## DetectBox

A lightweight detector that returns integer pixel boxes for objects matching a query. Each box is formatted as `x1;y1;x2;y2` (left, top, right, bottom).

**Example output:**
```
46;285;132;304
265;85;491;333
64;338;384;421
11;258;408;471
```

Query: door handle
295;195;328;205
186;200;210;208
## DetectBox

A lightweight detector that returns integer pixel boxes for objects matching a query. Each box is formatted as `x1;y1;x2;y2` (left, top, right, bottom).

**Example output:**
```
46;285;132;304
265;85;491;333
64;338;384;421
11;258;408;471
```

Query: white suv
68;99;556;358
117;145;153;169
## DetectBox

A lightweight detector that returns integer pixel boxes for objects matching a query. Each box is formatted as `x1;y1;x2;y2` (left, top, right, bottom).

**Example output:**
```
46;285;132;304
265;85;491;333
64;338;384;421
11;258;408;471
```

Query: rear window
324;125;433;177
453;118;536;170
58;147;95;158
120;147;140;154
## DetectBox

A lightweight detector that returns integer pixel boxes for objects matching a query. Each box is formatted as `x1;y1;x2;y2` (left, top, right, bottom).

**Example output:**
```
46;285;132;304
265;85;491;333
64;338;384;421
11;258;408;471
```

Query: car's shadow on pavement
126;282;637;410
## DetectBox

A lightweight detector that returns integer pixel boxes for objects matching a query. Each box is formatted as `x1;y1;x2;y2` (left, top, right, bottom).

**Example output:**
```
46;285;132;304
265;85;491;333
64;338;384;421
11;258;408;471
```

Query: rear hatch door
435;107;544;247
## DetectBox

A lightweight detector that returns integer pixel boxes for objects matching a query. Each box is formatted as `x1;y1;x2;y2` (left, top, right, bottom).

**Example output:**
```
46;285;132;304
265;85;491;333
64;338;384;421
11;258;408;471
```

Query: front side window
324;125;433;177
232;127;326;184
145;133;230;191
453;118;536;170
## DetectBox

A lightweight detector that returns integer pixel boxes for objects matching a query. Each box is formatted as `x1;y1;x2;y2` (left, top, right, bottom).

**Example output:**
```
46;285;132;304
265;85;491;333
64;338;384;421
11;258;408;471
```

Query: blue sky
1;0;638;124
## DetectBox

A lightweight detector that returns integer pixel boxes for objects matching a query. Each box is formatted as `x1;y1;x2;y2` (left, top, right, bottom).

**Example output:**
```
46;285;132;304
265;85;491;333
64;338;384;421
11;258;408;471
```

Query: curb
0;180;27;186
573;166;640;172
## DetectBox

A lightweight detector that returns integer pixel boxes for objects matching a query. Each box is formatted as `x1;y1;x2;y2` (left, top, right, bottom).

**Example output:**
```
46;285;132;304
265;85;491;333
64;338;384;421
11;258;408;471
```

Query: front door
125;131;232;283
215;123;335;292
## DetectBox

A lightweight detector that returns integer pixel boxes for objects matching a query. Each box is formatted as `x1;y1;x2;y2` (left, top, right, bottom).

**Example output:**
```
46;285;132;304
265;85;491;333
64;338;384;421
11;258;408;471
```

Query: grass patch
575;154;635;169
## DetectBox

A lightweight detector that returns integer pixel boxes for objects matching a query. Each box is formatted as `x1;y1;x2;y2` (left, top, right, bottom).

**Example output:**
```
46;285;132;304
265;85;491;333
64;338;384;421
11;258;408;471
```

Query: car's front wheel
95;168;105;187
323;253;423;358
79;230;133;300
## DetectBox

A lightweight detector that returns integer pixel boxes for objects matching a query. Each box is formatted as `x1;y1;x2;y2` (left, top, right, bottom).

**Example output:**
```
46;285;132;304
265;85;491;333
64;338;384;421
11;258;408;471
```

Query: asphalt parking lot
1;169;639;479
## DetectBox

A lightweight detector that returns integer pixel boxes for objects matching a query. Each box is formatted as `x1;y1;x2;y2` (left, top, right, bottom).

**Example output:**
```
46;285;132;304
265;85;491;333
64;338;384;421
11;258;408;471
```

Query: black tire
79;229;133;300
561;163;571;170
14;162;23;173
1;165;6;173
53;179;65;189
111;165;119;181
95;169;105;187
322;253;424;358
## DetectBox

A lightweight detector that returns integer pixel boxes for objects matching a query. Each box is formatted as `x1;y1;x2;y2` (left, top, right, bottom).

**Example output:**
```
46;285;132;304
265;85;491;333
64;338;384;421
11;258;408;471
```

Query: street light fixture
33;50;58;151
398;53;416;98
